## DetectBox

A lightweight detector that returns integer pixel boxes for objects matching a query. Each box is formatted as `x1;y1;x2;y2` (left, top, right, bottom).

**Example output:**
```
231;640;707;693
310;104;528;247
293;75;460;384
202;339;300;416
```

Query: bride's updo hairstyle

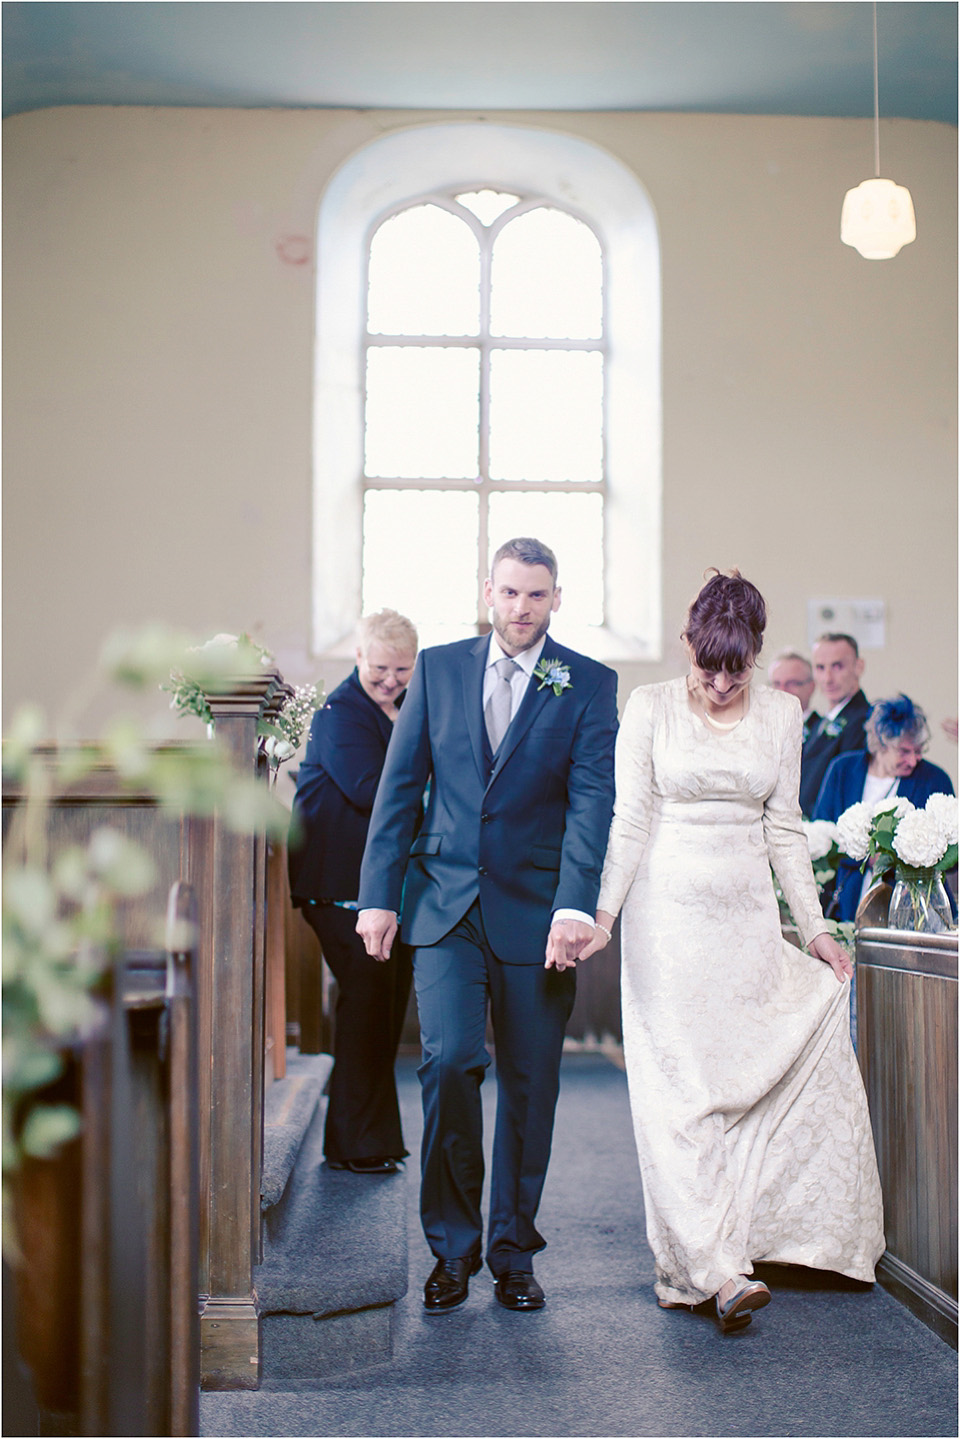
682;569;767;674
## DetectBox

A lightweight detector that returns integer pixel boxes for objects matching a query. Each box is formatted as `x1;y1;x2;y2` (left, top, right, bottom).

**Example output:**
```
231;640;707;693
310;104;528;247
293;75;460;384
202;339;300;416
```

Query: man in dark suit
769;649;820;742
799;632;870;815
357;537;618;1314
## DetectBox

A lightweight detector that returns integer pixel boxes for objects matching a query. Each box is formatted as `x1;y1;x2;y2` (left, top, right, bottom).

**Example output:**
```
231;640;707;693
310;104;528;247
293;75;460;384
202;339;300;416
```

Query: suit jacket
288;669;402;903
812;752;956;921
358;635;618;965
799;689;870;816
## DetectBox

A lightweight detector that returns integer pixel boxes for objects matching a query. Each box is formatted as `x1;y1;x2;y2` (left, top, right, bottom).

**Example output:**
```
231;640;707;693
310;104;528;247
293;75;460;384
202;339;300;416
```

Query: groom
357;537;617;1312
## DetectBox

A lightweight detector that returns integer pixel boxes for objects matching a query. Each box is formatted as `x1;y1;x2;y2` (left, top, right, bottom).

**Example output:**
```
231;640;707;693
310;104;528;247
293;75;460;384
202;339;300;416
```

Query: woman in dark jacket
813;693;955;922
289;609;418;1172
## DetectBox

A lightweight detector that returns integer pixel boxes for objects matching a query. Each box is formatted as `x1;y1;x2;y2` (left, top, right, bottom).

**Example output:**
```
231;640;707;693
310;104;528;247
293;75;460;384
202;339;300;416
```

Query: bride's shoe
715;1278;771;1332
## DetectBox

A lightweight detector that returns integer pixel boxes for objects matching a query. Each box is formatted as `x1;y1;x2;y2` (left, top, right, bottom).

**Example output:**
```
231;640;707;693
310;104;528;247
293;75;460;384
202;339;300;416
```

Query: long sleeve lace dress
597;678;884;1306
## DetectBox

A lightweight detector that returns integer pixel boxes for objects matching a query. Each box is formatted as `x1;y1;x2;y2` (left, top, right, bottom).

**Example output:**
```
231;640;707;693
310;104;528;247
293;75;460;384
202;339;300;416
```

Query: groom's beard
492;612;552;654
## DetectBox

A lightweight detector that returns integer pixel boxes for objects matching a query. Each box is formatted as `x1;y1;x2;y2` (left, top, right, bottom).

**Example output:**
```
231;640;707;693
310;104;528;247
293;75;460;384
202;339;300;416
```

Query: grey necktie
485;656;520;753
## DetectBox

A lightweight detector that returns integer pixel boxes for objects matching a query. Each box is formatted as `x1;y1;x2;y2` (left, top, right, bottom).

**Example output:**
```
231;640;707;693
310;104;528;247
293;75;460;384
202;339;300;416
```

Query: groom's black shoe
494;1271;545;1311
423;1253;483;1312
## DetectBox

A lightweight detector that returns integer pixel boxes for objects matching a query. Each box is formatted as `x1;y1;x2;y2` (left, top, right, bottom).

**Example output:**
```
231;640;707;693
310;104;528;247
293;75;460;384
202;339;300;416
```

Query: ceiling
2;1;956;124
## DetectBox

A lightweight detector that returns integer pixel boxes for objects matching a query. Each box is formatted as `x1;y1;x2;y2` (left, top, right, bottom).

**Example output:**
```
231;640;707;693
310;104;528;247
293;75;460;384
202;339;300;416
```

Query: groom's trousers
413;900;576;1276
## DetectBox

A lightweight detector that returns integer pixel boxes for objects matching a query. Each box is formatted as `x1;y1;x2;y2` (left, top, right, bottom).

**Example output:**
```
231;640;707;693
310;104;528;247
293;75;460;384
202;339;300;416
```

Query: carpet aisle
202;1050;957;1438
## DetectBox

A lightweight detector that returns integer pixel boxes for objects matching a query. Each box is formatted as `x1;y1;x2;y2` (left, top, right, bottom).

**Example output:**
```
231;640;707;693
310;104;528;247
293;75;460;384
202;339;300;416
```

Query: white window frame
313;122;662;659
364;189;607;630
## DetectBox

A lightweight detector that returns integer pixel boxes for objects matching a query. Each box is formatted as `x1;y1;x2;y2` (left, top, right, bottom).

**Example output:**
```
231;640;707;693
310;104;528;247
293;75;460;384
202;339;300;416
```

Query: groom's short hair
491;536;558;583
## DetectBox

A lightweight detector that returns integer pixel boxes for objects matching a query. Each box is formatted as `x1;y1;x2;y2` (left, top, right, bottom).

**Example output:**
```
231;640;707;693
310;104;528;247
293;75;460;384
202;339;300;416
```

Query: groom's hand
357;908;398;963
545;919;595;971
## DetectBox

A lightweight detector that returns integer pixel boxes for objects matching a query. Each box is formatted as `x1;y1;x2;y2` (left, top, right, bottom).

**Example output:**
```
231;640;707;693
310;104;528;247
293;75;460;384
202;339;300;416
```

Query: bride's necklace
688;678;746;730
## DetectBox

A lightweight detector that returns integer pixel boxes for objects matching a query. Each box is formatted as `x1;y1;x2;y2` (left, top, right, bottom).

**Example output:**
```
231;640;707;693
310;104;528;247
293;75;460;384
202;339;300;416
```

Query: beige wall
3;106;956;779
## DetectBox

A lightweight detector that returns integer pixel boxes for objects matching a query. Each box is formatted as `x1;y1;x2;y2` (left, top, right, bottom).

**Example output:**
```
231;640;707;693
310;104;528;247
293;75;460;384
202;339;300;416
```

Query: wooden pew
10;883;201;1435
5;664;293;1391
856;916;958;1347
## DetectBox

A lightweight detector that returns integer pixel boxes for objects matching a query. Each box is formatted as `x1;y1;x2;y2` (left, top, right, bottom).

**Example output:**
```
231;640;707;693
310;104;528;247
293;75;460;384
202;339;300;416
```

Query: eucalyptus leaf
2;1043;63;1095
101;626;198;688
52;847;93;902
56;746;100;788
33;975;101;1037
3;867;56;936
86;828;156;895
1;705;47;778
103;718;152;780
220;780;289;838
20;1104;82;1158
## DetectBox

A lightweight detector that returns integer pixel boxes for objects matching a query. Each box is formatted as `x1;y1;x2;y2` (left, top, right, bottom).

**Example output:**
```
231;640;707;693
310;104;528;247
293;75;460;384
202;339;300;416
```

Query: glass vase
887;869;954;934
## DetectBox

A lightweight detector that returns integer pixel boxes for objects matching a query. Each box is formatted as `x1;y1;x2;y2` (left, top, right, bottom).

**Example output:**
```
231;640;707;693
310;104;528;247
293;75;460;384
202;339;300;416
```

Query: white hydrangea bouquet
835;792;958;933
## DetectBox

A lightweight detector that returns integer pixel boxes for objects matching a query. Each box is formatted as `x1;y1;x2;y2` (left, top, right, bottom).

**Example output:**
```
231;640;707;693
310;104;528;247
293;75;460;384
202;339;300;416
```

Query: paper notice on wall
807;598;886;651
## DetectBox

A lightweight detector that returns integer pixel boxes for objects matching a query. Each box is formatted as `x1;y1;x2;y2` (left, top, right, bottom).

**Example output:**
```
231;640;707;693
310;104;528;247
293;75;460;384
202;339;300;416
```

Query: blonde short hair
358;608;418;657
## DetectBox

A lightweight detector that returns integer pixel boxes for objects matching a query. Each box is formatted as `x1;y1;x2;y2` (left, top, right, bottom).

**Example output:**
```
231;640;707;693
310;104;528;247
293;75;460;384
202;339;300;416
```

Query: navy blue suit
359;635;618;1271
288;670;413;1164
799;689;870;817
813;752;955;920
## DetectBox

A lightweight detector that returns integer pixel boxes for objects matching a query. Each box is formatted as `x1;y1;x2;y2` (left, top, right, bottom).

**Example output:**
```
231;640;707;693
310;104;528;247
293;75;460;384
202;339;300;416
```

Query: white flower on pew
924;792;959;848
871;795;914;821
802;819;838;861
835;802;872;861
262;735;296;765
892;808;950;870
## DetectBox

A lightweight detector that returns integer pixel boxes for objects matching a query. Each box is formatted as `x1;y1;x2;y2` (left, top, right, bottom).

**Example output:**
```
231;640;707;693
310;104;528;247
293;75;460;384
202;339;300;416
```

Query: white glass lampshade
840;177;916;259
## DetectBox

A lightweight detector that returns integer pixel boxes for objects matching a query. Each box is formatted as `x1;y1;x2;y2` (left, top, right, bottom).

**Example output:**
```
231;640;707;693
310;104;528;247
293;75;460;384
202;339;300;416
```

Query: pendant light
840;1;916;259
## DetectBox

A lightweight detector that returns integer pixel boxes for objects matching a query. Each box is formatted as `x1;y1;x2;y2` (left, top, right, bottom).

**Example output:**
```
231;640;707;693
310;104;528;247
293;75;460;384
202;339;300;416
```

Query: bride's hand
808;931;853;982
577;910;616;962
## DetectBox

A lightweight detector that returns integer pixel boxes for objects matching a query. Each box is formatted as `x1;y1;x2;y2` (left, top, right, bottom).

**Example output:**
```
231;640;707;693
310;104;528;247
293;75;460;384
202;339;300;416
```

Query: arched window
314;123;661;658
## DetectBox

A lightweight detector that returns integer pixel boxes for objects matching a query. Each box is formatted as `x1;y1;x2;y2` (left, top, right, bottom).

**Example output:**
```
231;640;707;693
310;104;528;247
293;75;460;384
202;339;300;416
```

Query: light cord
873;1;881;178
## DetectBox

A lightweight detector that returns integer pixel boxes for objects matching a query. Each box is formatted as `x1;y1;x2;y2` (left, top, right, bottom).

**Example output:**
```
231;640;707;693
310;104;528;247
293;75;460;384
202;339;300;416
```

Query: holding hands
545;911;616;969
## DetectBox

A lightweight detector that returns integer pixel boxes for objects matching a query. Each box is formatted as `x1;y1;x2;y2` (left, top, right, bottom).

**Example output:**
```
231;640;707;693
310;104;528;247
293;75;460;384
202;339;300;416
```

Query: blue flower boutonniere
822;715;848;738
533;657;573;697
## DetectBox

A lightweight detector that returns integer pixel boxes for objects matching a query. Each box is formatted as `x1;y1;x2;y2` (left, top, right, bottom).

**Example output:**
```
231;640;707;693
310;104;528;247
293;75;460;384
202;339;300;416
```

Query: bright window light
368;204;481;336
489;350;603;483
491;209;602;339
363;489;480;626
365;348;480;479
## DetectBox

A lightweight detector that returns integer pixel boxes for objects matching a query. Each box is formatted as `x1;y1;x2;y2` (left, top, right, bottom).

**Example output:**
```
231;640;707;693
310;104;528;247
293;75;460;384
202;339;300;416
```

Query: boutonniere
533;657;573;697
823;715;848;738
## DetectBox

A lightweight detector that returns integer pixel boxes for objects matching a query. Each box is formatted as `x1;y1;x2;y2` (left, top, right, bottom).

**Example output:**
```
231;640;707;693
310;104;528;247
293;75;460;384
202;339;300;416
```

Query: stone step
261;1050;333;1211
256;1066;408;1387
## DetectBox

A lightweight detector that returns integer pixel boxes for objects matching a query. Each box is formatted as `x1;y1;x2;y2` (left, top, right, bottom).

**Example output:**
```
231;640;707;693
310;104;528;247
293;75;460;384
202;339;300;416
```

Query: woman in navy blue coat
813;694;955;922
288;609;418;1172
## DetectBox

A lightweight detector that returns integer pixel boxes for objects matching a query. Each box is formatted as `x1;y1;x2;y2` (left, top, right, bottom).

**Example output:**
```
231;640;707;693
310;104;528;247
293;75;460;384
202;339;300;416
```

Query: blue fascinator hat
866;693;928;751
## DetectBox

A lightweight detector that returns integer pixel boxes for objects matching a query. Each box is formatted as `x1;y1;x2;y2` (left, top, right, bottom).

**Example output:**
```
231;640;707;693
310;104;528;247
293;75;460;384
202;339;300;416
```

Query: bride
583;570;884;1332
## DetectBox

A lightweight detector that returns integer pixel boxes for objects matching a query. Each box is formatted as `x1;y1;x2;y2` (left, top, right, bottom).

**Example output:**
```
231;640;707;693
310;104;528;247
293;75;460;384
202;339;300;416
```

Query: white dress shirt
484;634;595;933
824;695;855;723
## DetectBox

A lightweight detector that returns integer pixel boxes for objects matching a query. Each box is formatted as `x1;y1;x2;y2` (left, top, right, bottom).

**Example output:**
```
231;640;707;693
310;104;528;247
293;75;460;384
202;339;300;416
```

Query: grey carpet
261;1052;333;1210
258;1097;408;1318
202;1050;958;1438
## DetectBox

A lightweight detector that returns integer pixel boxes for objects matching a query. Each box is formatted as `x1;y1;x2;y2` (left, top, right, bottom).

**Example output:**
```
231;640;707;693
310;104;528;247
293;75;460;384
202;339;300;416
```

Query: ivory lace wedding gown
597;678;884;1306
